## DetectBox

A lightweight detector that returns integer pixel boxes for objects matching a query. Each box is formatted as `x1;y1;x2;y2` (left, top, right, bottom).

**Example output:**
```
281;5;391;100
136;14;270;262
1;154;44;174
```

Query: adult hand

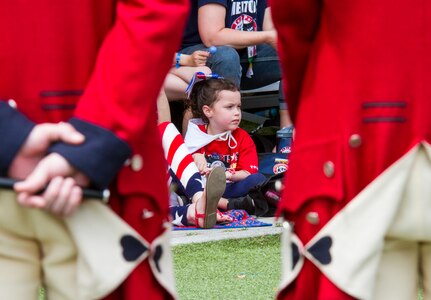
8;122;85;180
187;50;210;67
14;153;90;216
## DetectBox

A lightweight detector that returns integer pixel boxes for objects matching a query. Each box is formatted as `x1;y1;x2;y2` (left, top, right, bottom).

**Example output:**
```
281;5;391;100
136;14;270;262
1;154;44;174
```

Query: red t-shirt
194;124;259;173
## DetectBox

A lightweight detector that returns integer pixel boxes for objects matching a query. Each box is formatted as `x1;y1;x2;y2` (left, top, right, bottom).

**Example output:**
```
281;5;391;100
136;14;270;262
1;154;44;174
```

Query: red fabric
107;193;172;299
168;134;191;179
195;125;259;173
270;0;431;298
278;260;354;300
159;121;196;184
0;1;189;298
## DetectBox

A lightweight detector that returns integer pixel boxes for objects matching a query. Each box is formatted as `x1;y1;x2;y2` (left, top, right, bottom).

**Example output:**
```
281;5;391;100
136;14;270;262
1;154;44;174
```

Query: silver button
323;161;335;178
274;179;283;192
306;212;320;225
282;221;292;230
102;189;110;204
142;209;154;219
349;134;362;148
131;154;143;171
7;99;17;109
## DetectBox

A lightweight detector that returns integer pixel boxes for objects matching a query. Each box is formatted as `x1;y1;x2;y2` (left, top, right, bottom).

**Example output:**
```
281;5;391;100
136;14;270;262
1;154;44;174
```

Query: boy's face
204;90;241;133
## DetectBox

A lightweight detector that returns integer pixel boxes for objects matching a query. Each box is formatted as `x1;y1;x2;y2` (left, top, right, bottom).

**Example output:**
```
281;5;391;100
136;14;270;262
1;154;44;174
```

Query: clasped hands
8;122;90;216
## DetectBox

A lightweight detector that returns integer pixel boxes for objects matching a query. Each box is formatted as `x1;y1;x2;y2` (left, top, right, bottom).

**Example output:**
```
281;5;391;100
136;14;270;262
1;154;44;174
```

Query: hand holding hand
14;153;90;216
8;122;85;180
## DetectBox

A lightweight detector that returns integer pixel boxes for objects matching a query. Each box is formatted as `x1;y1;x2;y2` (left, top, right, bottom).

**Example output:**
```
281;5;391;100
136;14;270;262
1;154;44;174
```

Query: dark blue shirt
181;0;267;49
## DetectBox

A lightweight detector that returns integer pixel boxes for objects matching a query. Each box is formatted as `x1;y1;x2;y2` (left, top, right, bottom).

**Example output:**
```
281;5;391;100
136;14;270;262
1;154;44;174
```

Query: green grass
173;234;281;300
38;232;425;300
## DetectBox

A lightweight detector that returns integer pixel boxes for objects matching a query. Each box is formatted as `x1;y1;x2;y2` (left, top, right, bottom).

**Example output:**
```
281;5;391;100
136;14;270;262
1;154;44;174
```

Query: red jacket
0;0;188;212
271;0;431;298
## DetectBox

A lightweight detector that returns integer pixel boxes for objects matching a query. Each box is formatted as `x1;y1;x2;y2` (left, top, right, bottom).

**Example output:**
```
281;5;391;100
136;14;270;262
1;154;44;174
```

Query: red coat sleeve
52;0;190;188
75;0;189;141
269;0;322;124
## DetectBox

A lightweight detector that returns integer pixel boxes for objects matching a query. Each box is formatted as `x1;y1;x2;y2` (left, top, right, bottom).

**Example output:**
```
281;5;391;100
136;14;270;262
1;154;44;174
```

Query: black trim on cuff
49;118;131;189
0;102;35;176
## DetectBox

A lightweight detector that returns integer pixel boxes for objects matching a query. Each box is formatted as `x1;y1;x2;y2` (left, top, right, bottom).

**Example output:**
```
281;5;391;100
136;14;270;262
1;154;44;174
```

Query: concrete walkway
171;216;283;246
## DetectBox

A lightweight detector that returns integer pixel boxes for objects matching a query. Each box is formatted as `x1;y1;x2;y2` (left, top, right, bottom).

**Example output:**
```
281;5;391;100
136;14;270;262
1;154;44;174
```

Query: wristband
175;52;181;69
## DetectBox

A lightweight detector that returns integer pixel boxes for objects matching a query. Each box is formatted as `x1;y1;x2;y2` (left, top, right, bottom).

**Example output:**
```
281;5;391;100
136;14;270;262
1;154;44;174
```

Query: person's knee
252;172;267;186
210;46;241;86
196;66;211;74
213;46;239;64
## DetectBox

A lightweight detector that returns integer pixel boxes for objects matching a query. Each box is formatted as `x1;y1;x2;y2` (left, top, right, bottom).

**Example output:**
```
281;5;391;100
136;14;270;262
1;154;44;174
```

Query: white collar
184;118;238;153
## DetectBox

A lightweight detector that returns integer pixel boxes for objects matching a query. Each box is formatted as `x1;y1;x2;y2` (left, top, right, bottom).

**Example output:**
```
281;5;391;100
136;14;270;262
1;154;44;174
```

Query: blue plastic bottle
276;126;294;154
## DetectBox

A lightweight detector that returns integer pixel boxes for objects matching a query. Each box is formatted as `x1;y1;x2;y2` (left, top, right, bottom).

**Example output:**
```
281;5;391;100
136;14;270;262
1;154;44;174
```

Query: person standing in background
0;1;189;299
271;0;431;299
